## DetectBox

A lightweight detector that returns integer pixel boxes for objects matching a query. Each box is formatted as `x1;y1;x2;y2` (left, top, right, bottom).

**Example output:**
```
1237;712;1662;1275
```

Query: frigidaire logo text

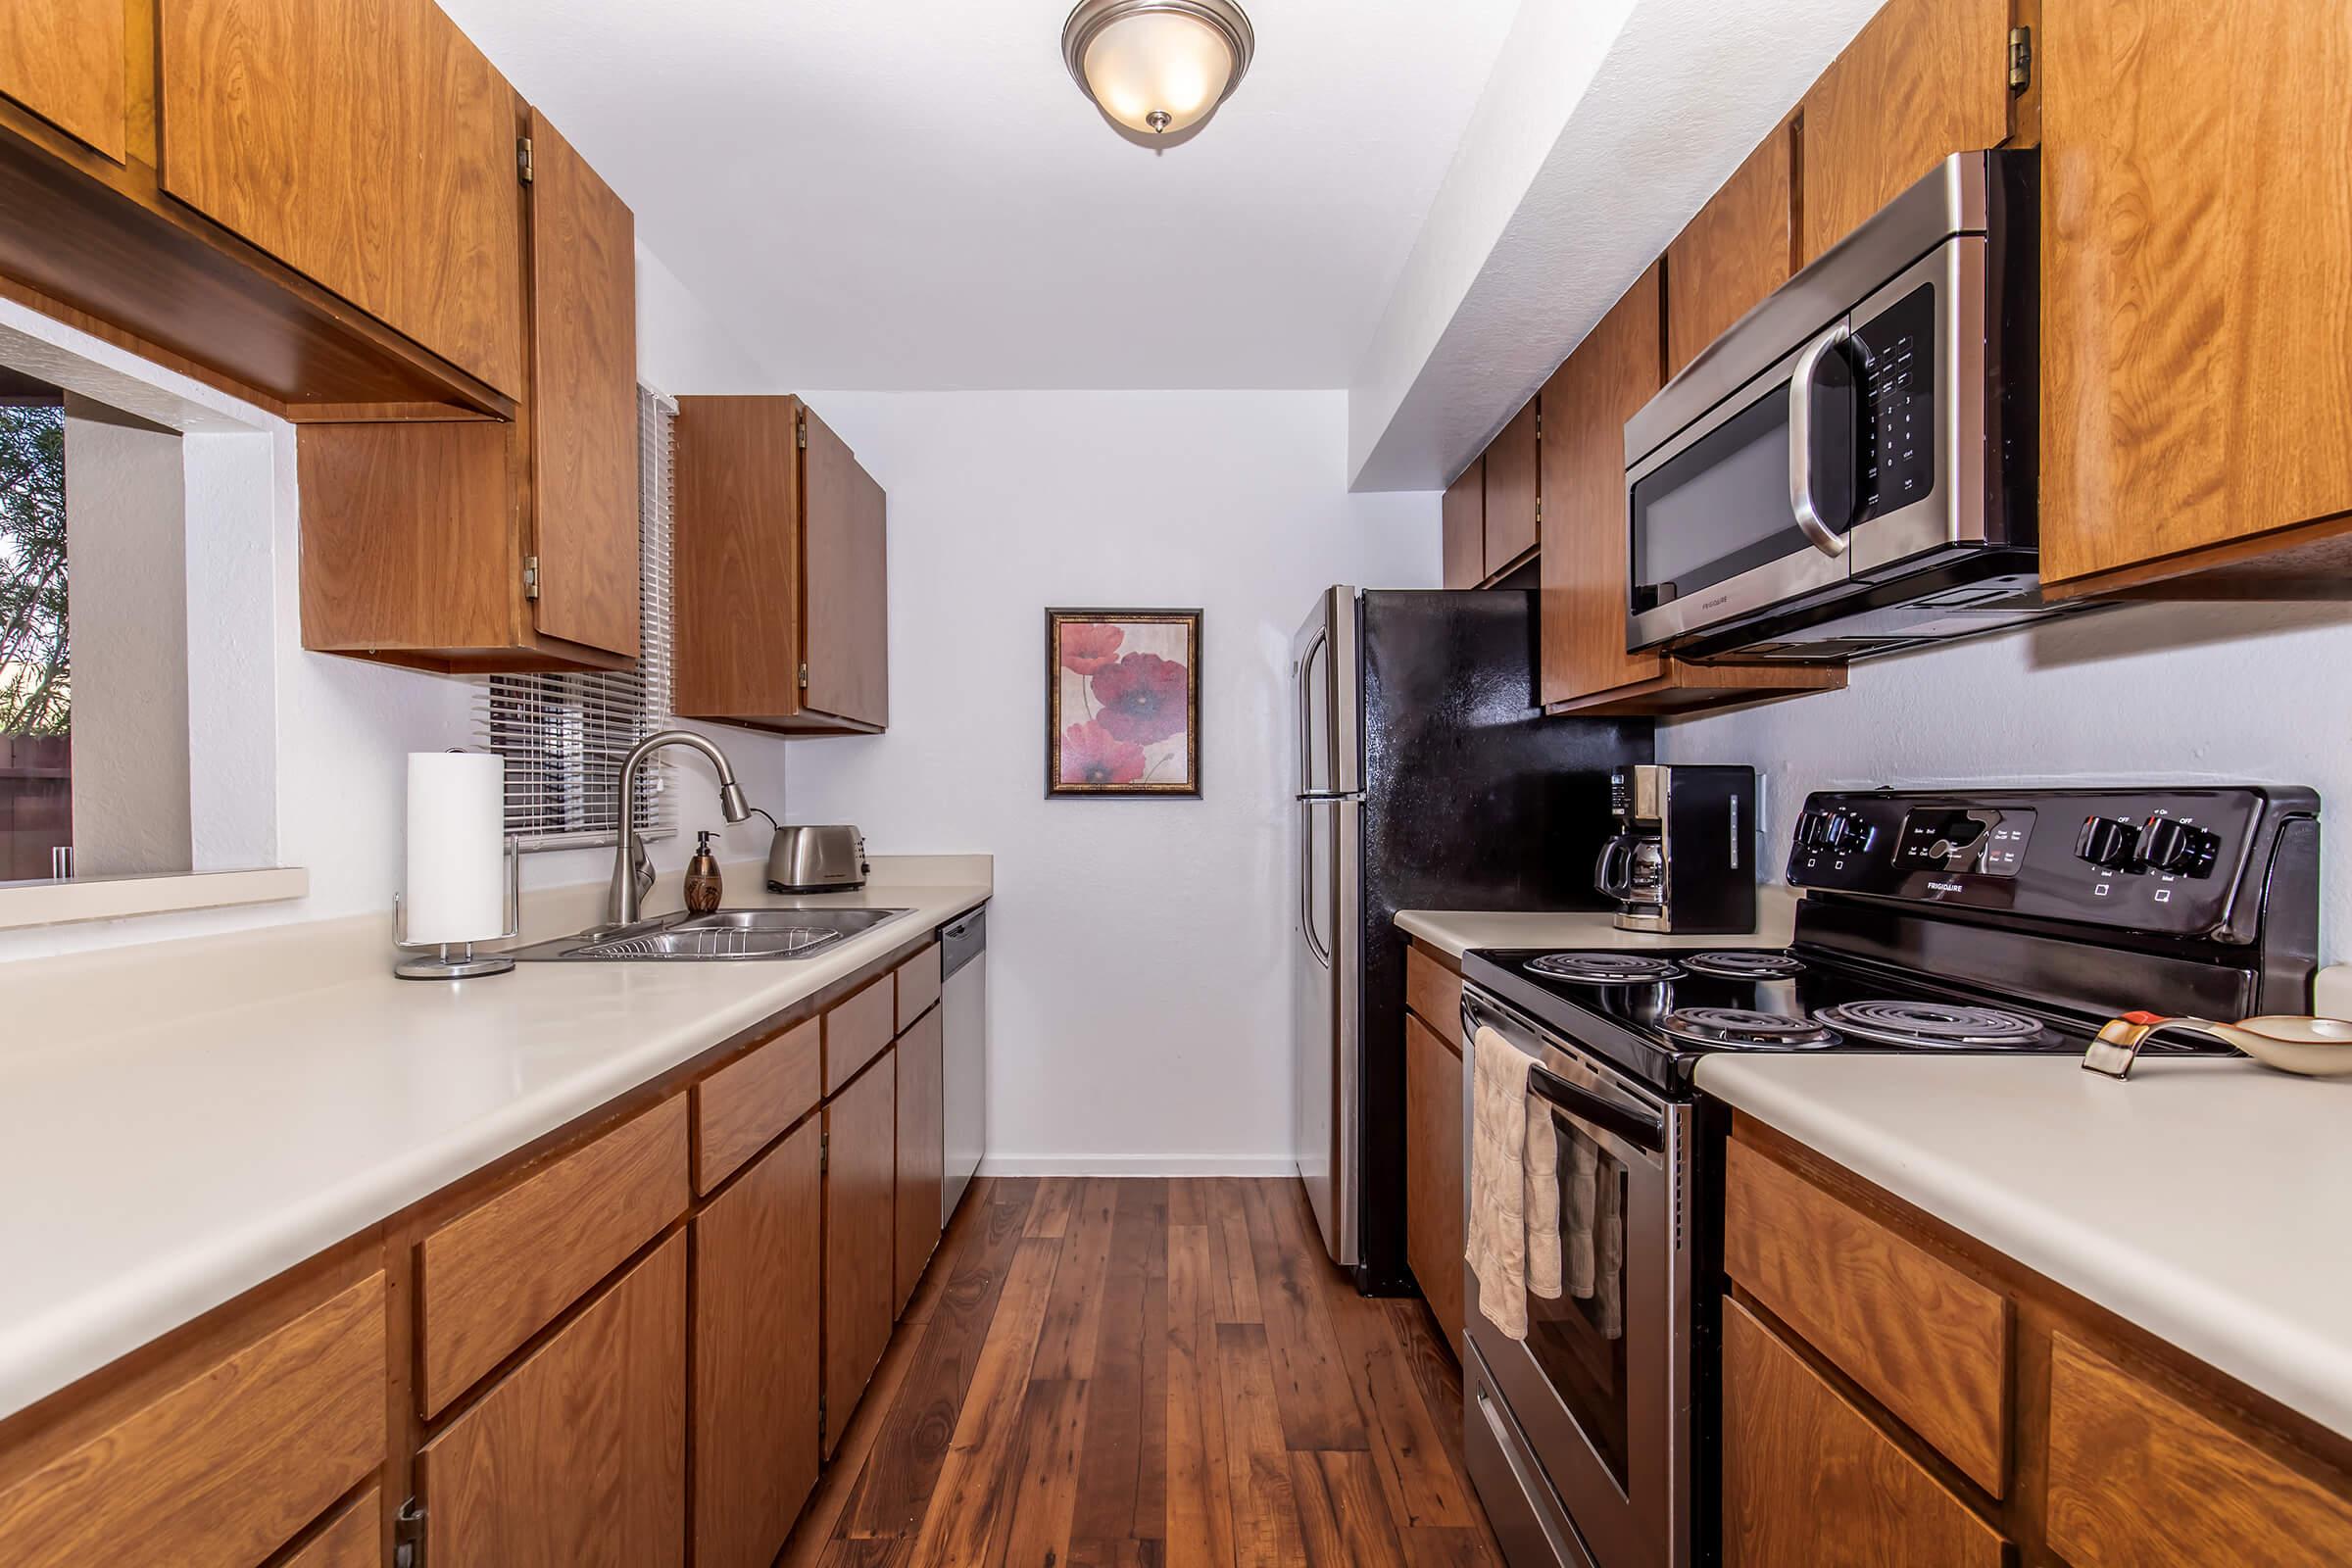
1928;880;1965;893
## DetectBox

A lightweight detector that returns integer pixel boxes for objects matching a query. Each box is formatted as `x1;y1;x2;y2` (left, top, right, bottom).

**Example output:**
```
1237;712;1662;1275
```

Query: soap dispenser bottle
685;831;723;914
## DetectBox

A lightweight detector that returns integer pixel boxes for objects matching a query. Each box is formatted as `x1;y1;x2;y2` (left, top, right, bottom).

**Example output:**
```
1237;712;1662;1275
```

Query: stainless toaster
765;824;868;893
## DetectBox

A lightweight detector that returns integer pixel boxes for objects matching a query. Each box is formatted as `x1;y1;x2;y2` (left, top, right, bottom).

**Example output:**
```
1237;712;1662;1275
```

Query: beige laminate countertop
1393;883;1799;959
0;856;990;1421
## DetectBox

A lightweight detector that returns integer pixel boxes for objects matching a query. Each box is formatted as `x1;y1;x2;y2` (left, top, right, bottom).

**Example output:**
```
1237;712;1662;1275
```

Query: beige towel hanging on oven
1525;1093;1563;1299
1465;1024;1535;1338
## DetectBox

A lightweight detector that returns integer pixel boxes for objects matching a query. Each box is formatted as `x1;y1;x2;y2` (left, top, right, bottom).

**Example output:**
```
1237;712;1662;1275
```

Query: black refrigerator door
1348;588;1652;1295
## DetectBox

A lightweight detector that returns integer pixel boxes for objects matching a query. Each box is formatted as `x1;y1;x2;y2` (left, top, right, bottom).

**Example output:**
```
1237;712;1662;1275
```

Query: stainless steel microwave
1623;150;2077;662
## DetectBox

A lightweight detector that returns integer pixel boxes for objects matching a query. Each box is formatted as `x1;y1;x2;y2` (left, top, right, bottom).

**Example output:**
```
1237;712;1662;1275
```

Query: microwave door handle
1788;318;1856;557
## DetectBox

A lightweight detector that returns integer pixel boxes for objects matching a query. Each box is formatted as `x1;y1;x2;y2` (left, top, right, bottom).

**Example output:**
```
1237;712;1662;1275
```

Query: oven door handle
1788;318;1856;557
1528;1062;1666;1155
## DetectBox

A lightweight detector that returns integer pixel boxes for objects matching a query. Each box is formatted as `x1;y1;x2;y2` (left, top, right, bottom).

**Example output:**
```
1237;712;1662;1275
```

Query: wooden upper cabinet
1540;268;1843;715
420;1235;688;1568
1441;457;1485;588
2038;0;2352;596
1483;397;1540;570
674;395;891;734
1667;117;1797;377
1799;0;2016;262
0;0;125;161
157;0;527;397
523;109;640;660
802;404;890;728
1539;268;1667;708
295;106;640;675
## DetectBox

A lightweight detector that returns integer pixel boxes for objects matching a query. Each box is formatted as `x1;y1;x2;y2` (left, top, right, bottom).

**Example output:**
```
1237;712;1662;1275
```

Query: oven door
1461;987;1691;1568
1626;232;1984;653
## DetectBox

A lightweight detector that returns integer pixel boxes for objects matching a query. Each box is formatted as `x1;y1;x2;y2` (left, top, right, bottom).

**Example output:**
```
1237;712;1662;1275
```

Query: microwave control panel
1850;283;1938;523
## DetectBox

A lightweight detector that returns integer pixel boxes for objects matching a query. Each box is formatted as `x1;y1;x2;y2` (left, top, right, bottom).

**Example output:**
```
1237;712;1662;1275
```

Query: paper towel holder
393;836;522;980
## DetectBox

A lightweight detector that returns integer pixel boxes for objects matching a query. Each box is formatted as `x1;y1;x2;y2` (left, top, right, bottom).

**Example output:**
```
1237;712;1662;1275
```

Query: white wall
787;391;1438;1174
0;244;790;961
1657;601;2352;959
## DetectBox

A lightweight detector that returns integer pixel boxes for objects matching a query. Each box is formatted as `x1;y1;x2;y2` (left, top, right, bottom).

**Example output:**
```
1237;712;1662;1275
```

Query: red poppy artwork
1046;609;1201;797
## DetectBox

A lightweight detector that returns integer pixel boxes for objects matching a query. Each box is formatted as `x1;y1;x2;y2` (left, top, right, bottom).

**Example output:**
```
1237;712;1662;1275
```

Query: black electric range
1461;784;2323;1097
1454;785;2321;1568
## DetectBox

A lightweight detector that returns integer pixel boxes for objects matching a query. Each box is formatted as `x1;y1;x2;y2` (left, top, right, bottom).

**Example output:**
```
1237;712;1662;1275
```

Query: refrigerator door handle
1299;802;1331;966
1296;625;1328;798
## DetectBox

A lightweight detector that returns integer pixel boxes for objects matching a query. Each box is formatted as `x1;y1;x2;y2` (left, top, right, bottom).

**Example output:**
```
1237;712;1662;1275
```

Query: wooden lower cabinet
1722;1298;2005;1568
693;1117;823;1568
1403;1010;1465;1352
824;1047;899;1456
0;1264;384;1568
895;1004;946;1315
420;1234;688;1568
2044;1334;2352;1567
1727;1119;2352;1566
282;1485;380;1568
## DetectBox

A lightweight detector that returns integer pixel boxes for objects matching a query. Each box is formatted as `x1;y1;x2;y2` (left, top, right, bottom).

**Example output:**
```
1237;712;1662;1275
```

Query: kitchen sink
512;906;911;962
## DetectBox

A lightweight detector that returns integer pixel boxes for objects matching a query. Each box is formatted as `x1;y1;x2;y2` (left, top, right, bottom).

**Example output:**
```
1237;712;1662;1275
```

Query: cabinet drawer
1404;944;1463;1045
420;1235;687;1568
696;1017;820;1195
0;1270;385;1568
1724;1138;2008;1494
2046;1334;2352;1566
419;1096;689;1416
1723;1298;2003;1567
825;973;896;1093
896;942;942;1033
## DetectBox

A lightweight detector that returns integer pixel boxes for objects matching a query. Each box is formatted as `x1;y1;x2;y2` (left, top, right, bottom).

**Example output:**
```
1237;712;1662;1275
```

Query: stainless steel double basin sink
513;906;911;962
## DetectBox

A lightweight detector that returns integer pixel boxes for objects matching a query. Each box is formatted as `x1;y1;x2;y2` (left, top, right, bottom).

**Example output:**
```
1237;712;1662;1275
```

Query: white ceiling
438;0;1522;391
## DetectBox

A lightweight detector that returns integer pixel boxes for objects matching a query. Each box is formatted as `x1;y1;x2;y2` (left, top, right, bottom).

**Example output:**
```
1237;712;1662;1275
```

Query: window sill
0;867;309;931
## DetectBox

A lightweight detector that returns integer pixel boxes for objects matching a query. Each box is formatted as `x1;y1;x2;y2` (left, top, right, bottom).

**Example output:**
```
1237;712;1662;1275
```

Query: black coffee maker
1594;763;1758;934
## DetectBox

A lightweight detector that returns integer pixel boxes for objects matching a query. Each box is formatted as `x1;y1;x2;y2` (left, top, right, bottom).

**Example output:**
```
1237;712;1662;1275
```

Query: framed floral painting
1046;608;1202;798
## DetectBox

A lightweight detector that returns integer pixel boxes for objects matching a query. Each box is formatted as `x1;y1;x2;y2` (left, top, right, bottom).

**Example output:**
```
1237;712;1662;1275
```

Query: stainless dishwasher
940;905;987;1223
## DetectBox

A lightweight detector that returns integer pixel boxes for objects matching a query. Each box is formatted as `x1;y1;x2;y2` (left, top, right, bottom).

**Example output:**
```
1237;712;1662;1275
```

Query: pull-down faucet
600;729;753;931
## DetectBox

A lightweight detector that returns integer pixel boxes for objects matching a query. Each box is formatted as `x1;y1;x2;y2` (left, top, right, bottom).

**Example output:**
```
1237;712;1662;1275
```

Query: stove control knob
2075;814;2140;870
1822;809;1873;852
2140;815;2220;877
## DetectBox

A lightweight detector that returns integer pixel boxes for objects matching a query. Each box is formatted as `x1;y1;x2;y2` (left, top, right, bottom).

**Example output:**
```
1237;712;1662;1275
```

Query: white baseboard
976;1154;1298;1178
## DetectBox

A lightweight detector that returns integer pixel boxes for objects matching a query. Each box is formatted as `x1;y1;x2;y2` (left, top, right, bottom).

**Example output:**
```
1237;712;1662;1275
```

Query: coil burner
1659;1007;1837;1050
1680;951;1806;980
1812;1000;2045;1049
1525;953;1686;985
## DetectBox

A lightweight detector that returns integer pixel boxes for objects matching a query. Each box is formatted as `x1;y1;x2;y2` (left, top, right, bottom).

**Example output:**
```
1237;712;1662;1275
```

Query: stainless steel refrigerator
1291;586;1649;1292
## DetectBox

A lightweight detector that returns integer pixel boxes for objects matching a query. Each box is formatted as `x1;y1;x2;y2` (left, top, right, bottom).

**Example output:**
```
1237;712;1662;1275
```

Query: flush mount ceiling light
1062;0;1255;141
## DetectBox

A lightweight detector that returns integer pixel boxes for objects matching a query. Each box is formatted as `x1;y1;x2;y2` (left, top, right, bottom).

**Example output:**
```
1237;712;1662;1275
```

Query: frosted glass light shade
1063;0;1254;138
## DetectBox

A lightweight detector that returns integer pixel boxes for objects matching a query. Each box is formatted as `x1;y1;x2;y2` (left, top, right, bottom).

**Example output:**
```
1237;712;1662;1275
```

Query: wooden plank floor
783;1176;1506;1568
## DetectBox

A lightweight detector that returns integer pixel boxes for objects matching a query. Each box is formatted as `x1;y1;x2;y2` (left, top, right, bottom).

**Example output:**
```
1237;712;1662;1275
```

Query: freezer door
1294;794;1359;1265
1293;587;1361;800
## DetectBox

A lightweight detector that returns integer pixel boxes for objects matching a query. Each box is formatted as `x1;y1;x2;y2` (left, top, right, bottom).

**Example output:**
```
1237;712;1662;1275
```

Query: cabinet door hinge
2008;25;2032;92
820;1130;829;1172
1534;408;1542;442
799;662;810;691
516;135;535;184
796;415;808;451
1534;496;1543;524
522;555;540;600
394;1497;427;1568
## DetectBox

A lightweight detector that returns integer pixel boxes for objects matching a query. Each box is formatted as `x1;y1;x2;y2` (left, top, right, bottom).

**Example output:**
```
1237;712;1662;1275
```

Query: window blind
474;388;677;849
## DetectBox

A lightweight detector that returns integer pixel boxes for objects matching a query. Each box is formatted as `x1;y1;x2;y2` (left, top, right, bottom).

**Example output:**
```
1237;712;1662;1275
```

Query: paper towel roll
405;752;507;945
